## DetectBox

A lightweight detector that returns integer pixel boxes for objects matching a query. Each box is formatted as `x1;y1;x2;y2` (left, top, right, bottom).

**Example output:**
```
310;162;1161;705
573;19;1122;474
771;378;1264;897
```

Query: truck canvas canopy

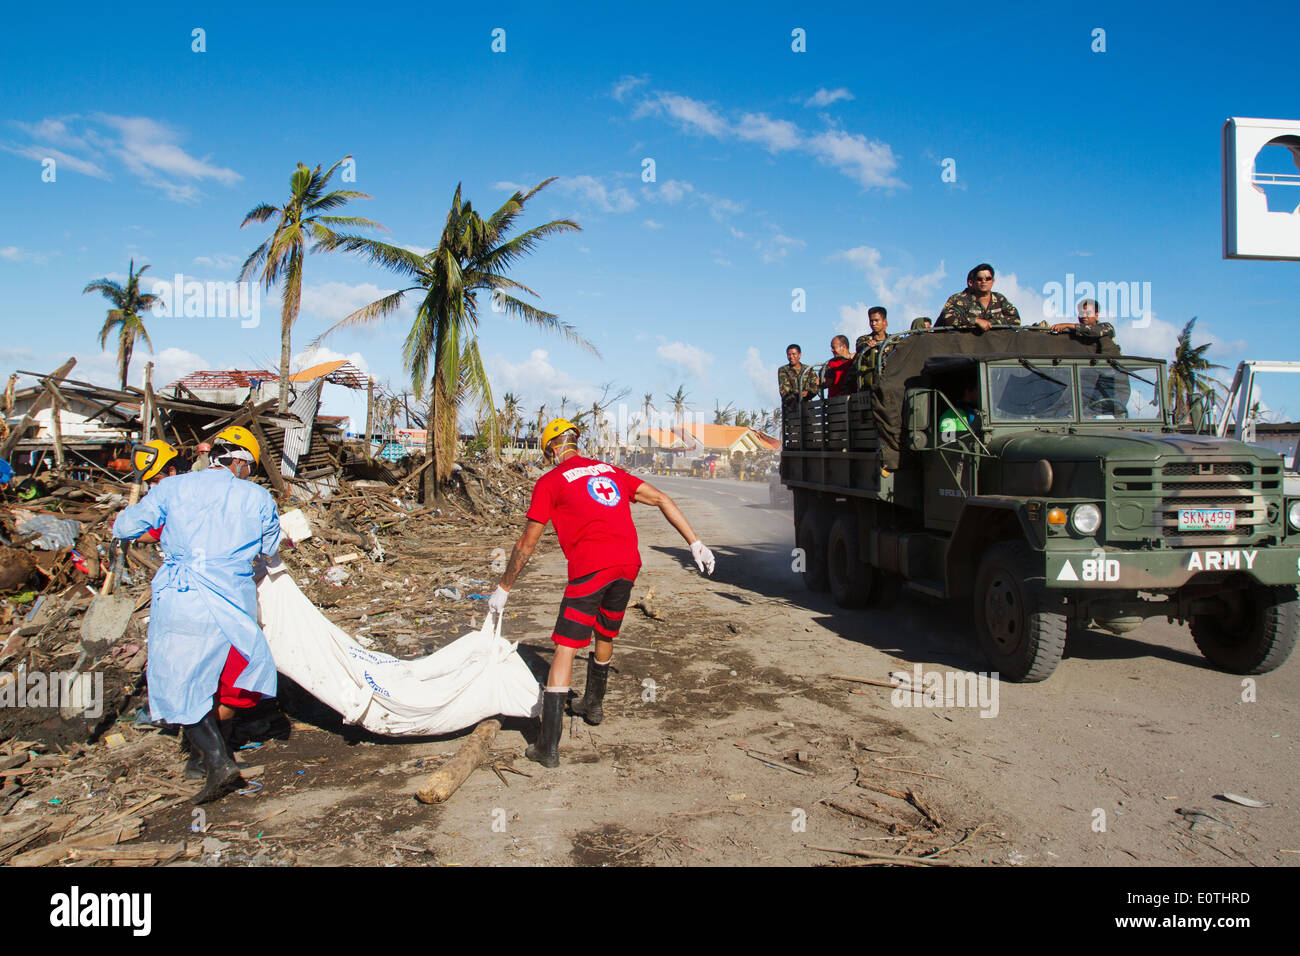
872;328;1123;469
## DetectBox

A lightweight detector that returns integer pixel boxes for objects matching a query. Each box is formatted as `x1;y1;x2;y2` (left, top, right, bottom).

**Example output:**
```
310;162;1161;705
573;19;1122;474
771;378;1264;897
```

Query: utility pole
365;377;374;462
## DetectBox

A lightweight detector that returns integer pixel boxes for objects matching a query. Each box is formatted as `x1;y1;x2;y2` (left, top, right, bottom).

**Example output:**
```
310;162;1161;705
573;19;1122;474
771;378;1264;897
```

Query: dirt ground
5;472;1296;867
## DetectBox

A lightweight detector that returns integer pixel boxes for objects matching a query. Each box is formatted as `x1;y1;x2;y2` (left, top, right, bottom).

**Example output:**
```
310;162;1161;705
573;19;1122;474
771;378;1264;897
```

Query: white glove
488;586;510;617
689;540;715;575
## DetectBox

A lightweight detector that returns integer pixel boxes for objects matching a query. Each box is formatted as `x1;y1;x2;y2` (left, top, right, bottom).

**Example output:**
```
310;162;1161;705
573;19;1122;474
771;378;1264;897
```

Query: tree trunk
422;391;439;503
435;371;457;484
279;310;292;414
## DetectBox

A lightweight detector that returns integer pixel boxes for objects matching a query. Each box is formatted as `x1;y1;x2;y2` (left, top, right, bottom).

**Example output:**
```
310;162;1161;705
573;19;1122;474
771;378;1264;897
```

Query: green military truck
780;327;1300;681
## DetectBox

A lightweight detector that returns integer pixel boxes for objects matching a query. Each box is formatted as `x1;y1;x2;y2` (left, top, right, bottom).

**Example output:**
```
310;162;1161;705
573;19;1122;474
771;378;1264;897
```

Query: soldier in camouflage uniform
855;307;889;391
1051;298;1116;341
936;263;1021;330
778;344;819;407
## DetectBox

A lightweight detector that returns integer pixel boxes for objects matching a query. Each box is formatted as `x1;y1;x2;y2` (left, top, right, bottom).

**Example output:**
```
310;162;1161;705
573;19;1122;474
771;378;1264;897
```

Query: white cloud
757;231;806;263
839;302;873;342
654;179;695;203
714;257;732;267
804;88;855;108
735;113;801;152
299;281;406;326
491;180;528;192
71;346;209;391
486;348;601;410
635;92;729;137
835;247;948;318
805;129;904;189
993;271;1055;323
0;246;51;265
643;219;663;229
630;88;904;190
292;345;370;376
556;174;637;213
656;340;714;379
5;113;240;202
728;226;746;240
611;74;650;102
193;253;241;270
743;346;777;402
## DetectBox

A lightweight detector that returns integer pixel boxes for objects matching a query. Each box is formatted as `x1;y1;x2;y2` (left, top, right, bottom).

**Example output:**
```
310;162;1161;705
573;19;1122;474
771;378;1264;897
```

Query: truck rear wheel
1190;583;1299;674
973;540;1067;682
827;514;877;608
797;506;830;592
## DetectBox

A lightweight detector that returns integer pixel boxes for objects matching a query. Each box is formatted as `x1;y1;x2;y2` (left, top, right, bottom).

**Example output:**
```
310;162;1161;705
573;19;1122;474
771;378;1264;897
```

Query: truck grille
1109;459;1282;545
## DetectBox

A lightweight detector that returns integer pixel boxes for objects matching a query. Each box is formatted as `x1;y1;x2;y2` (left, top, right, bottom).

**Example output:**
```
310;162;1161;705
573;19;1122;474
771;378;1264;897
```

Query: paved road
646;472;1299;865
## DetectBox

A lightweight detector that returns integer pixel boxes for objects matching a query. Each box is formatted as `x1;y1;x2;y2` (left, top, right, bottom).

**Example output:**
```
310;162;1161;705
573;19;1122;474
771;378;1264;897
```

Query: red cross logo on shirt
586;475;621;507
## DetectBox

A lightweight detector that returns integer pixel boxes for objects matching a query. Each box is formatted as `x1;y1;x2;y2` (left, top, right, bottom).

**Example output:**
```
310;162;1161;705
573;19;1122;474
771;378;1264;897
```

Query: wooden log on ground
415;719;500;804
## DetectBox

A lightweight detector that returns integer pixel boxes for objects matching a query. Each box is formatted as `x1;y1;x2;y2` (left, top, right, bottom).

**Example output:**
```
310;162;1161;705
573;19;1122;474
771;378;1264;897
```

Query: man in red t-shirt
825;335;856;397
489;418;716;767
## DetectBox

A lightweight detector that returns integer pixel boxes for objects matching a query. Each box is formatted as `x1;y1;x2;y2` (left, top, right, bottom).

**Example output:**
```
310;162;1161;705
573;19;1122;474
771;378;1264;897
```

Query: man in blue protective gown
113;426;283;804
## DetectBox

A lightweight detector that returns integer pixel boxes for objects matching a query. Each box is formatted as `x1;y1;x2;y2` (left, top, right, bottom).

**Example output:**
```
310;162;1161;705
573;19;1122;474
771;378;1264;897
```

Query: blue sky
2;1;1299;431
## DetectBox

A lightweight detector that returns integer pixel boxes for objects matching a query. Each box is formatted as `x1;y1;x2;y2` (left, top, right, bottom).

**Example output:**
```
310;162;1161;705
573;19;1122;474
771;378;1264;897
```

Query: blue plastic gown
112;468;281;725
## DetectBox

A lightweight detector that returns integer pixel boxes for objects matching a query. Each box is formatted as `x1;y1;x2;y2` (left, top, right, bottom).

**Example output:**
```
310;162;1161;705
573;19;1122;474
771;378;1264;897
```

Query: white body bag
256;572;542;736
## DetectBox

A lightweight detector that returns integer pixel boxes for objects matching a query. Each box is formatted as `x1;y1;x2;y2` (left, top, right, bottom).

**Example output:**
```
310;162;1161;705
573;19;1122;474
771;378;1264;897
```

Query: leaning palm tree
313;178;591;500
84;259;159;390
1167;317;1225;423
713;401;736;426
239;156;390;412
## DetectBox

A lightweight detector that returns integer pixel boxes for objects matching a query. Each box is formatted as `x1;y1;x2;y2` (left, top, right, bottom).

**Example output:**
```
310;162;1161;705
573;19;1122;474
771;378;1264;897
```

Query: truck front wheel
1190;583;1299;674
973;540;1067;682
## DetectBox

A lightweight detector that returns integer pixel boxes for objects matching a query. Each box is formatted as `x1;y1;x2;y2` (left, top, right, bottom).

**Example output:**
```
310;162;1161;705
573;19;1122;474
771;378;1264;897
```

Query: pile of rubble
0;452;544;865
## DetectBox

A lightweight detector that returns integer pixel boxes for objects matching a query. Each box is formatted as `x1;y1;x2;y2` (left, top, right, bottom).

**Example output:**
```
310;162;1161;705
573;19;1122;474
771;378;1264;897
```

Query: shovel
80;540;135;655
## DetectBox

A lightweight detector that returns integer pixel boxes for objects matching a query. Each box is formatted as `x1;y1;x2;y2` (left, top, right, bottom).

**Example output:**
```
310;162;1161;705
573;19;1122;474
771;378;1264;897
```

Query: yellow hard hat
133;440;178;482
213;425;261;463
540;418;579;455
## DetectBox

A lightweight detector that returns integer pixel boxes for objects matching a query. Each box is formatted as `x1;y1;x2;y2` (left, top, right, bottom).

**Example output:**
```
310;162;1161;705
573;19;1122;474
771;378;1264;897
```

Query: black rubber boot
525;691;565;768
569;659;610;726
184;711;243;804
183;717;241;780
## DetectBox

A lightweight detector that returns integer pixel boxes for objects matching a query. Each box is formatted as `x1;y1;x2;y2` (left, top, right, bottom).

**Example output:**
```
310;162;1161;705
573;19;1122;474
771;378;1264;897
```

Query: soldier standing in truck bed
778;344;820;407
1051;298;1116;341
937;264;1021;330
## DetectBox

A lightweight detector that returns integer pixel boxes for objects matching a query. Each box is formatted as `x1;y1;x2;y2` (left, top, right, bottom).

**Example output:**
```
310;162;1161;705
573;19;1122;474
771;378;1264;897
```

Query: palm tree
500;391;522;449
666;385;690;428
313;178;591;500
84;259;159;390
239;156;389;412
1167;317;1225;423
713;401;736;426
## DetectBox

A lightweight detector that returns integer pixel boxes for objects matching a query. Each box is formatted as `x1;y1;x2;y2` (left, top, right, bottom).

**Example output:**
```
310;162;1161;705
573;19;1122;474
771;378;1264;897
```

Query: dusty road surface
129;473;1297;866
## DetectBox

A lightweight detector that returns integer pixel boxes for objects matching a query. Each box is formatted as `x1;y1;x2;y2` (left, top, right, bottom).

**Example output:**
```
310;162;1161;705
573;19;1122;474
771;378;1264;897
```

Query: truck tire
797;507;830;593
827;514;876;608
1190;583;1299;674
973;540;1067;682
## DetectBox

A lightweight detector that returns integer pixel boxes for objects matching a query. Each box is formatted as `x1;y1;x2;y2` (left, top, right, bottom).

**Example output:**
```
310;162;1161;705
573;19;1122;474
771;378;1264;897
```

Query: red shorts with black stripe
551;564;639;649
216;646;262;710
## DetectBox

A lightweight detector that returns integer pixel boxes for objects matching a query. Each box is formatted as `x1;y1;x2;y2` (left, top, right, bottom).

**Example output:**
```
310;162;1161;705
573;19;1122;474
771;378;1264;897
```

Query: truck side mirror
906;389;930;450
1189;393;1208;434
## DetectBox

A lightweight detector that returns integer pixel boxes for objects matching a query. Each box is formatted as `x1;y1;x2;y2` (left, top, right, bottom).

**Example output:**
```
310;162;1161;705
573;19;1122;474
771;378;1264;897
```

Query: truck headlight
1072;503;1102;535
1289;501;1300;531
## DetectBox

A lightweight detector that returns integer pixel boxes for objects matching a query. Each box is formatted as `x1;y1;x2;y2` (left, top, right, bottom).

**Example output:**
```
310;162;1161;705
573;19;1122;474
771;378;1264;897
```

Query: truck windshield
1079;362;1163;421
989;363;1076;421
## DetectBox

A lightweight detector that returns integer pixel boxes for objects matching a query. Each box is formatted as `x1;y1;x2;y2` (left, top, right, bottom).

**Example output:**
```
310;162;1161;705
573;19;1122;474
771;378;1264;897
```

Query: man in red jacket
489;418;715;767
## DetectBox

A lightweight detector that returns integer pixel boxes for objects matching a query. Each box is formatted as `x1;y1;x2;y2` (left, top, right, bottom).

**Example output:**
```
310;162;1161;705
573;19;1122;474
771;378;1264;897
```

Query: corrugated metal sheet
279;379;323;477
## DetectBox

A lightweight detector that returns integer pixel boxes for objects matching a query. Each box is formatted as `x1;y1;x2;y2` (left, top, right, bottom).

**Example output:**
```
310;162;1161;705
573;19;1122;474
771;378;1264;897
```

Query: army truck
780;327;1300;681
